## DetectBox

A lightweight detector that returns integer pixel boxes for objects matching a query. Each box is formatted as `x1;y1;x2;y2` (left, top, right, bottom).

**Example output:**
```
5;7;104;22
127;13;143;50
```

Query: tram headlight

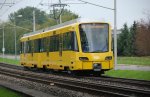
79;57;89;61
105;56;112;60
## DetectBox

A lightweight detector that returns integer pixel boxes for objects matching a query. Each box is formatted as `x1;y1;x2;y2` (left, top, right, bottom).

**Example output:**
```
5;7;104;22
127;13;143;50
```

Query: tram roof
23;18;104;37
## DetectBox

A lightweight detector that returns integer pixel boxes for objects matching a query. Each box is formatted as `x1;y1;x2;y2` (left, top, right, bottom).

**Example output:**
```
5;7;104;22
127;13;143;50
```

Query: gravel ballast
0;74;98;97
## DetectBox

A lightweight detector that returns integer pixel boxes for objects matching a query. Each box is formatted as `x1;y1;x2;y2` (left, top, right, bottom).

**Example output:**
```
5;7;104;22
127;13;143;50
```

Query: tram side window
40;38;44;52
20;42;24;54
30;41;33;53
63;32;70;50
46;37;49;52
43;37;48;52
49;35;59;52
28;41;32;53
25;42;27;53
25;41;31;53
34;39;46;52
49;36;54;52
20;42;22;54
63;32;78;51
54;35;59;51
34;39;40;53
22;42;25;53
34;40;37;52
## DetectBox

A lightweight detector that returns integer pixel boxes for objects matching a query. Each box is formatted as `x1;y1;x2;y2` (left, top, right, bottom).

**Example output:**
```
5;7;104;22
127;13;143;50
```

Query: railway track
1;62;150;88
0;63;150;97
79;75;150;90
0;62;23;69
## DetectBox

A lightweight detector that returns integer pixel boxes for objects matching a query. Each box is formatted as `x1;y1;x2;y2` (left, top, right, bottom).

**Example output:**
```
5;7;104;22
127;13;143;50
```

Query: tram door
29;41;34;65
21;41;25;65
60;31;78;70
24;41;33;66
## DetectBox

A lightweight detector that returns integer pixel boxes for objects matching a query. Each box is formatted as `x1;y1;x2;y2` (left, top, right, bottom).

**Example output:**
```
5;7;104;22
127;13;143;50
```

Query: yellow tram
20;18;114;75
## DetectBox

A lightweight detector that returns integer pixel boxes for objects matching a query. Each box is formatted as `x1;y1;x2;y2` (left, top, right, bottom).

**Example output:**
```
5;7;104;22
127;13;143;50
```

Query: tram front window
79;23;109;53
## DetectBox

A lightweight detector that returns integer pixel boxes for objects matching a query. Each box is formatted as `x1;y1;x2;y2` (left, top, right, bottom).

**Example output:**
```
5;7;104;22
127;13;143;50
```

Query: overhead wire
78;0;114;10
36;0;44;8
0;0;23;17
0;0;7;9
0;0;24;18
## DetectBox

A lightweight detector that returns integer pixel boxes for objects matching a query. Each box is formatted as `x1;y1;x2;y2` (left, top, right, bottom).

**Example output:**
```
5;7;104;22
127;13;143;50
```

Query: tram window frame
33;39;37;53
20;42;22;54
73;32;79;52
24;42;26;53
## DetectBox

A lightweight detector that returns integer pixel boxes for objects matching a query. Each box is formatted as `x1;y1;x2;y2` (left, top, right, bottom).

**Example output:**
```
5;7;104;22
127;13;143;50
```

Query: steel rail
80;76;150;89
0;62;23;69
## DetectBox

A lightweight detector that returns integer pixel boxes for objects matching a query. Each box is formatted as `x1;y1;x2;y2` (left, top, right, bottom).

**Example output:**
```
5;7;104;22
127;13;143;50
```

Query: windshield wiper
89;50;104;53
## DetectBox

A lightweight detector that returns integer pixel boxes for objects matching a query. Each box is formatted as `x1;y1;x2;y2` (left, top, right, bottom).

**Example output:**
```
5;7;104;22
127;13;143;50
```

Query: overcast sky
0;0;150;29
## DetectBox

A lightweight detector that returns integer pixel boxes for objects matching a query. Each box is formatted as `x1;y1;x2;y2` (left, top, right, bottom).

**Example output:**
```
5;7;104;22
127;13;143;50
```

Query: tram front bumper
82;61;111;70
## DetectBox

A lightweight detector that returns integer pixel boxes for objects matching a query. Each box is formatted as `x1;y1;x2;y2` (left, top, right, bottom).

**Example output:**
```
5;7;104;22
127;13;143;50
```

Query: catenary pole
59;0;62;23
14;17;17;60
33;10;36;32
114;0;117;69
2;25;5;59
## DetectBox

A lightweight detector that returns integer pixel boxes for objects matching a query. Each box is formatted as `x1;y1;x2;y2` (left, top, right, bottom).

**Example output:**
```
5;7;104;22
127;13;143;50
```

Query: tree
135;19;150;56
128;21;137;56
0;7;79;54
117;23;130;56
117;18;150;56
61;9;79;23
9;6;49;31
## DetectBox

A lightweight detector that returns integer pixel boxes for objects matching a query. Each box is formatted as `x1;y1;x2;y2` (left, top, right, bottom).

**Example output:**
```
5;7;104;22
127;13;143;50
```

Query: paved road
0;54;150;71
0;54;20;60
116;64;150;71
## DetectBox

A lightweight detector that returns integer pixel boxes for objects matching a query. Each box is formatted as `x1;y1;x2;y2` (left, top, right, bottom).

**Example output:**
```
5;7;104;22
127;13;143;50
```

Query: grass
0;57;19;65
0;86;22;97
105;70;150;80
117;56;150;66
